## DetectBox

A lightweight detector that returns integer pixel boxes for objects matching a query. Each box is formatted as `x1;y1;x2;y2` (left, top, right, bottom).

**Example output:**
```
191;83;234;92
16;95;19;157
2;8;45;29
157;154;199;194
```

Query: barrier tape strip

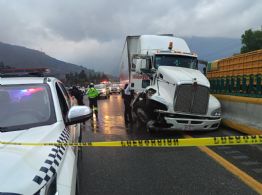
0;135;262;147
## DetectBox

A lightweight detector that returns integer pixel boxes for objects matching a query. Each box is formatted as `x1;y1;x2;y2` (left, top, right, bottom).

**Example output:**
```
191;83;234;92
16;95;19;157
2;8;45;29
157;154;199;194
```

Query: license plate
183;125;193;130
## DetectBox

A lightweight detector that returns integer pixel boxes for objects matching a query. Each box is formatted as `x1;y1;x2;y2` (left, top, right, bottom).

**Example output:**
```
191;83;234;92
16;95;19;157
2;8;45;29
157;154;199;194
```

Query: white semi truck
120;35;221;131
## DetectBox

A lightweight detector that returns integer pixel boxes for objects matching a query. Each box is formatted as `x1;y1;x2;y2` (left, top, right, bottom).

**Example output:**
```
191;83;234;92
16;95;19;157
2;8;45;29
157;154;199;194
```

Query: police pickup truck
0;68;92;195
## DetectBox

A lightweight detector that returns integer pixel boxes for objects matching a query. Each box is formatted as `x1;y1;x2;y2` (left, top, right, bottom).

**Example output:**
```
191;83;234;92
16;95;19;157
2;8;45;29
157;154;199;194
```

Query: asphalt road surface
79;94;262;195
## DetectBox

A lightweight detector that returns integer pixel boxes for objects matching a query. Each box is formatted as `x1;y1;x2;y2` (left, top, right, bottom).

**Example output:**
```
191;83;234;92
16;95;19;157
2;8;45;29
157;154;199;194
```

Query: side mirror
66;106;92;125
132;57;151;73
203;67;207;76
131;63;136;71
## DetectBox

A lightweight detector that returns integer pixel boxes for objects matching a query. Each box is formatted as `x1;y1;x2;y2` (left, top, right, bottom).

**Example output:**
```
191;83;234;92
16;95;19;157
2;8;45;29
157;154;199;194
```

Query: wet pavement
78;94;259;195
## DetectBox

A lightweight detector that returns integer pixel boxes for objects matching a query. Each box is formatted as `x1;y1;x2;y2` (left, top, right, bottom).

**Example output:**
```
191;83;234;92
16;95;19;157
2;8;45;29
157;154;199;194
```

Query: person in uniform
123;83;133;124
86;83;99;117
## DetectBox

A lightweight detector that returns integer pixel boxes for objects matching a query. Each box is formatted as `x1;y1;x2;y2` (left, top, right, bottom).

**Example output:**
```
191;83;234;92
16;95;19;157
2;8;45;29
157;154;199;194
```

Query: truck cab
120;35;221;131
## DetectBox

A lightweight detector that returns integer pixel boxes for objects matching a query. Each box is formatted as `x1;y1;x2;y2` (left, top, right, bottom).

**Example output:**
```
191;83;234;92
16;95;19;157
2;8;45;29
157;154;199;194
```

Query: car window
56;83;69;120
57;82;71;108
154;55;198;69
0;84;56;131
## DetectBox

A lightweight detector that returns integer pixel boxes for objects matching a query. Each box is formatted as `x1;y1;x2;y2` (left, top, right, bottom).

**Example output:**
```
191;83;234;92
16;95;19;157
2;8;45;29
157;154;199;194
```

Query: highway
79;94;262;194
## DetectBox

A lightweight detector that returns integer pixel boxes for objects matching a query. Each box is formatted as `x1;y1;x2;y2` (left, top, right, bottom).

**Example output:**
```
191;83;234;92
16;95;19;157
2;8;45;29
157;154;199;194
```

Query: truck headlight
211;108;221;117
146;88;156;97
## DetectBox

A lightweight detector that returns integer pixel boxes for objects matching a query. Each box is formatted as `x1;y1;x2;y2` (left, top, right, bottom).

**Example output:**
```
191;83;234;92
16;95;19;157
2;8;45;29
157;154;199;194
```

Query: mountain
0;37;242;78
184;36;242;61
0;42;94;78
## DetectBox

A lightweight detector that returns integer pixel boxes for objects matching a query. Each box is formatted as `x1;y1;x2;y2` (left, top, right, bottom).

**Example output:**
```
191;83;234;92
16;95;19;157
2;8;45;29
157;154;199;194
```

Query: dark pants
89;97;98;116
124;95;132;123
77;98;84;105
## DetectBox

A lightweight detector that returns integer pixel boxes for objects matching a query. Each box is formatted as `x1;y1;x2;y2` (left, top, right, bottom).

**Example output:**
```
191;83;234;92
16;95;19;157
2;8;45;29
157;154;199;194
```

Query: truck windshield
154;55;198;69
0;84;56;131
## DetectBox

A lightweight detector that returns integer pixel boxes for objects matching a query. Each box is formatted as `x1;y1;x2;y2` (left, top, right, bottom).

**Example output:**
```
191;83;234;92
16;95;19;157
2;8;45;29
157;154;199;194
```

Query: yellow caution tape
0;135;262;147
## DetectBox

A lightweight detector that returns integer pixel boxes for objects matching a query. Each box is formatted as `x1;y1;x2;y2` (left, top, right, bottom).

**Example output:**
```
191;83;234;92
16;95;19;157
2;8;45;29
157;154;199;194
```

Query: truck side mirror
146;59;152;69
203;67;207;76
131;63;136;71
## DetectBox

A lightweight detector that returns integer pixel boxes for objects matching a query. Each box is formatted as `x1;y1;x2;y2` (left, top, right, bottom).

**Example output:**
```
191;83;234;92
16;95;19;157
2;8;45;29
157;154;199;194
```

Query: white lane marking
221;130;238;136
224;150;242;155
252;168;262;174
217;146;232;150
251;145;262;152
242;161;261;166
232;155;249;160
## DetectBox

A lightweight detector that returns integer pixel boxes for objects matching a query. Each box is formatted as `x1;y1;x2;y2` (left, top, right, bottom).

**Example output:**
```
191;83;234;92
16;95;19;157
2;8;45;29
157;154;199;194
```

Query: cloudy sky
0;0;261;74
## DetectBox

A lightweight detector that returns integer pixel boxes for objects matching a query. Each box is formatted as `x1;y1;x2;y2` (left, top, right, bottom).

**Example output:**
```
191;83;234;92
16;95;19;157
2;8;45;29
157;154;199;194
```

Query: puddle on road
87;112;128;135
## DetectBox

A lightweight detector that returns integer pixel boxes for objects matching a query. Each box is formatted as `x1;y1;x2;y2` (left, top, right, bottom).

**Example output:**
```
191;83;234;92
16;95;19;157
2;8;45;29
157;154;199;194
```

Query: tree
0;61;4;68
64;70;110;86
100;73;109;82
241;28;262;53
0;61;11;69
79;70;87;80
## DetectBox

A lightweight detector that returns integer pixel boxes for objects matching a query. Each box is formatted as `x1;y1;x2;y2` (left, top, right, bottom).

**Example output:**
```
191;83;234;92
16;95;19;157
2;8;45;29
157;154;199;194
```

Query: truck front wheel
136;107;149;126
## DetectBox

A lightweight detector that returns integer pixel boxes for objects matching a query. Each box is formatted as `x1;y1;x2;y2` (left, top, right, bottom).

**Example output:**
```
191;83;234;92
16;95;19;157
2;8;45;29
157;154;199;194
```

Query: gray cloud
0;0;261;75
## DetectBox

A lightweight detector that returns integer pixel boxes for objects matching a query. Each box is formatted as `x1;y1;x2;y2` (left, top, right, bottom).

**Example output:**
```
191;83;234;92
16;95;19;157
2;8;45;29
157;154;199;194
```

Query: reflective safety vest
87;87;99;98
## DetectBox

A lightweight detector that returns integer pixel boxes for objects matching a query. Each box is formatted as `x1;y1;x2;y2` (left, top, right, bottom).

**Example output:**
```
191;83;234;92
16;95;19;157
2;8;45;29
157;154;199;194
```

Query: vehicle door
131;55;151;92
55;82;80;153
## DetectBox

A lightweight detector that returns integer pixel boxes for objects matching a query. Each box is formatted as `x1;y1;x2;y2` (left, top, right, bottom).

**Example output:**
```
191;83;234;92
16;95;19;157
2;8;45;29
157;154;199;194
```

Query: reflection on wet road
85;95;130;141
85;94;185;141
79;94;259;195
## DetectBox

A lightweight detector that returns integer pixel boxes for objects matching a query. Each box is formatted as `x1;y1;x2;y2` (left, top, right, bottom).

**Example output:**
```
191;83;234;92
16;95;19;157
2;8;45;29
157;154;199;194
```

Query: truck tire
146;120;156;133
136;108;149;126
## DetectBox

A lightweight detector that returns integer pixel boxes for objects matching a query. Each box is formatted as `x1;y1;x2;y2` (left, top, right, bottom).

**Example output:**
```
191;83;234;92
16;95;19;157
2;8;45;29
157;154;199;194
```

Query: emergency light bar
0;68;50;77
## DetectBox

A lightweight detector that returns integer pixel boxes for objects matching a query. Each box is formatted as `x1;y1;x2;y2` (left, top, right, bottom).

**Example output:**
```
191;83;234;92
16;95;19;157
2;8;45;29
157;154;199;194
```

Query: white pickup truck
0;69;92;194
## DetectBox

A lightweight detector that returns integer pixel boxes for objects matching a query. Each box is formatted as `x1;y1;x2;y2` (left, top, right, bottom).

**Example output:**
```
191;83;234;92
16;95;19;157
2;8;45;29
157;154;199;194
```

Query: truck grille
174;84;209;115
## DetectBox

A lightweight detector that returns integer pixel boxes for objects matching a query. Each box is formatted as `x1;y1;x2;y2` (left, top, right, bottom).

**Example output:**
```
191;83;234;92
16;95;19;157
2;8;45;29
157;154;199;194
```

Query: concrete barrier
213;94;262;135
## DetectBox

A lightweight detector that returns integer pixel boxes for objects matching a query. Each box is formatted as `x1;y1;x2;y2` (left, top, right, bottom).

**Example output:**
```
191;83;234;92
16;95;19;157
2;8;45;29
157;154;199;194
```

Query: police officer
124;83;133;124
87;83;99;117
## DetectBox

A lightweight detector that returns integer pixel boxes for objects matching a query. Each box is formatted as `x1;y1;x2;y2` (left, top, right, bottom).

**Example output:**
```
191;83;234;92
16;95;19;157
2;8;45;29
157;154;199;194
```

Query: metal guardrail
209;74;262;97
